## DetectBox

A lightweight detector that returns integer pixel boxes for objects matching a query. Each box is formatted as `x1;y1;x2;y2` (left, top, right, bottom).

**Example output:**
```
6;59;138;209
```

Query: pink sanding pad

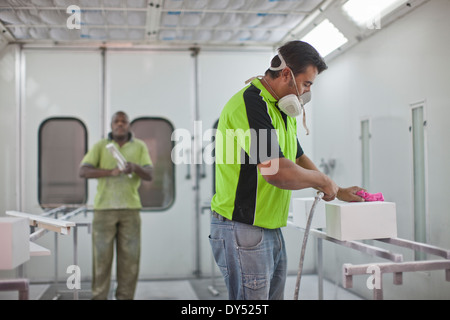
356;190;384;202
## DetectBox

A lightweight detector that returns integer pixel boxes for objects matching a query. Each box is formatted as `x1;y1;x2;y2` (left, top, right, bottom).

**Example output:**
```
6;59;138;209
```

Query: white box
0;217;30;270
325;201;397;241
292;197;326;229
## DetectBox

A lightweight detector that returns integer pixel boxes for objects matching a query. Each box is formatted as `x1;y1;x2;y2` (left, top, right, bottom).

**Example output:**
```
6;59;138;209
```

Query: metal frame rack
5;206;450;300
6;206;90;300
289;222;450;300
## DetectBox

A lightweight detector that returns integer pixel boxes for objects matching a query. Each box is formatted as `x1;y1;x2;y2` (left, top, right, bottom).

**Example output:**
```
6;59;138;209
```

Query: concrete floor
0;274;363;300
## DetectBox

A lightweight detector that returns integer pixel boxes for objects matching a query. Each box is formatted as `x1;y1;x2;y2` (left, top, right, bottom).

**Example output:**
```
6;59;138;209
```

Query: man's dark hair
266;41;328;78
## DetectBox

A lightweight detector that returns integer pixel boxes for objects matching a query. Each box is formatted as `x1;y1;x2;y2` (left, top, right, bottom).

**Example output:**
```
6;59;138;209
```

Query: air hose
293;191;324;300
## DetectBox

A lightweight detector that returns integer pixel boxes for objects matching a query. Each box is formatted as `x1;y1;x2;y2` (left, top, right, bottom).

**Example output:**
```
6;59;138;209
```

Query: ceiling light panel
301;19;348;57
342;0;408;29
0;0;325;46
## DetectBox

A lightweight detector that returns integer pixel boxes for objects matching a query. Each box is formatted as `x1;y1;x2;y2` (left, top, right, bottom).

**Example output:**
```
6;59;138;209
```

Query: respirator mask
244;51;312;134
278;90;311;118
270;51;312;134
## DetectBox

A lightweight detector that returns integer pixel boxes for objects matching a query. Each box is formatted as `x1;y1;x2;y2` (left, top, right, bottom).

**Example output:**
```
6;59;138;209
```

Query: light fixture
301;19;348;57
342;0;407;29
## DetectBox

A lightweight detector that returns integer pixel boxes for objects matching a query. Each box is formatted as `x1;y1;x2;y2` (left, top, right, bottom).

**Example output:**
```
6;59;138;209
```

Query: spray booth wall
0;46;319;282
312;0;450;300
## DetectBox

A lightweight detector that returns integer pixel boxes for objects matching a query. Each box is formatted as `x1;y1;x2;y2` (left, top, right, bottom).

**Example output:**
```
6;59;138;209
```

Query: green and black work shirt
211;78;304;229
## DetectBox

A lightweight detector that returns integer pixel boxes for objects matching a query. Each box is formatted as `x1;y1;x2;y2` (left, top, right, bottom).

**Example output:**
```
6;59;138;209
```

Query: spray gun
106;143;132;178
294;191;324;300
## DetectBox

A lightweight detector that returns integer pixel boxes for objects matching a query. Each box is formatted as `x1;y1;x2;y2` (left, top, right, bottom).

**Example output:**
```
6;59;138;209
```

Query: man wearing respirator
210;41;365;300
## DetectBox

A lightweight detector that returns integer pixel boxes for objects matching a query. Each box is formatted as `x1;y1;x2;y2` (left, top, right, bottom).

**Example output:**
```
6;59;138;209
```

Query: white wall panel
0;45;19;279
312;0;450;299
22;50;102;281
107;51;195;279
0;45;18;217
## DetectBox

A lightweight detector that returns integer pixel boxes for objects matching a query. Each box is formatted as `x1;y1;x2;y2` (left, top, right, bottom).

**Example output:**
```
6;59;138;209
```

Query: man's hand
337;186;366;202
110;167;122;176
123;162;136;175
316;175;339;202
121;162;152;181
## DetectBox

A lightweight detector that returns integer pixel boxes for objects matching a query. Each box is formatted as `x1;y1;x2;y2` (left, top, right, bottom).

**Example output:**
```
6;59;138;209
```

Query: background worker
79;111;152;300
210;41;365;300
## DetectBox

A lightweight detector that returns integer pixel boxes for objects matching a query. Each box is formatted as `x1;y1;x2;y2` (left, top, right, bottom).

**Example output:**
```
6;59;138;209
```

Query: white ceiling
0;0;429;60
0;0;327;48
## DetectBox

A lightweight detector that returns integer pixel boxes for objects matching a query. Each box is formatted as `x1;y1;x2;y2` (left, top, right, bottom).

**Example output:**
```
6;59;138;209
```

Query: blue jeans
209;213;287;300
